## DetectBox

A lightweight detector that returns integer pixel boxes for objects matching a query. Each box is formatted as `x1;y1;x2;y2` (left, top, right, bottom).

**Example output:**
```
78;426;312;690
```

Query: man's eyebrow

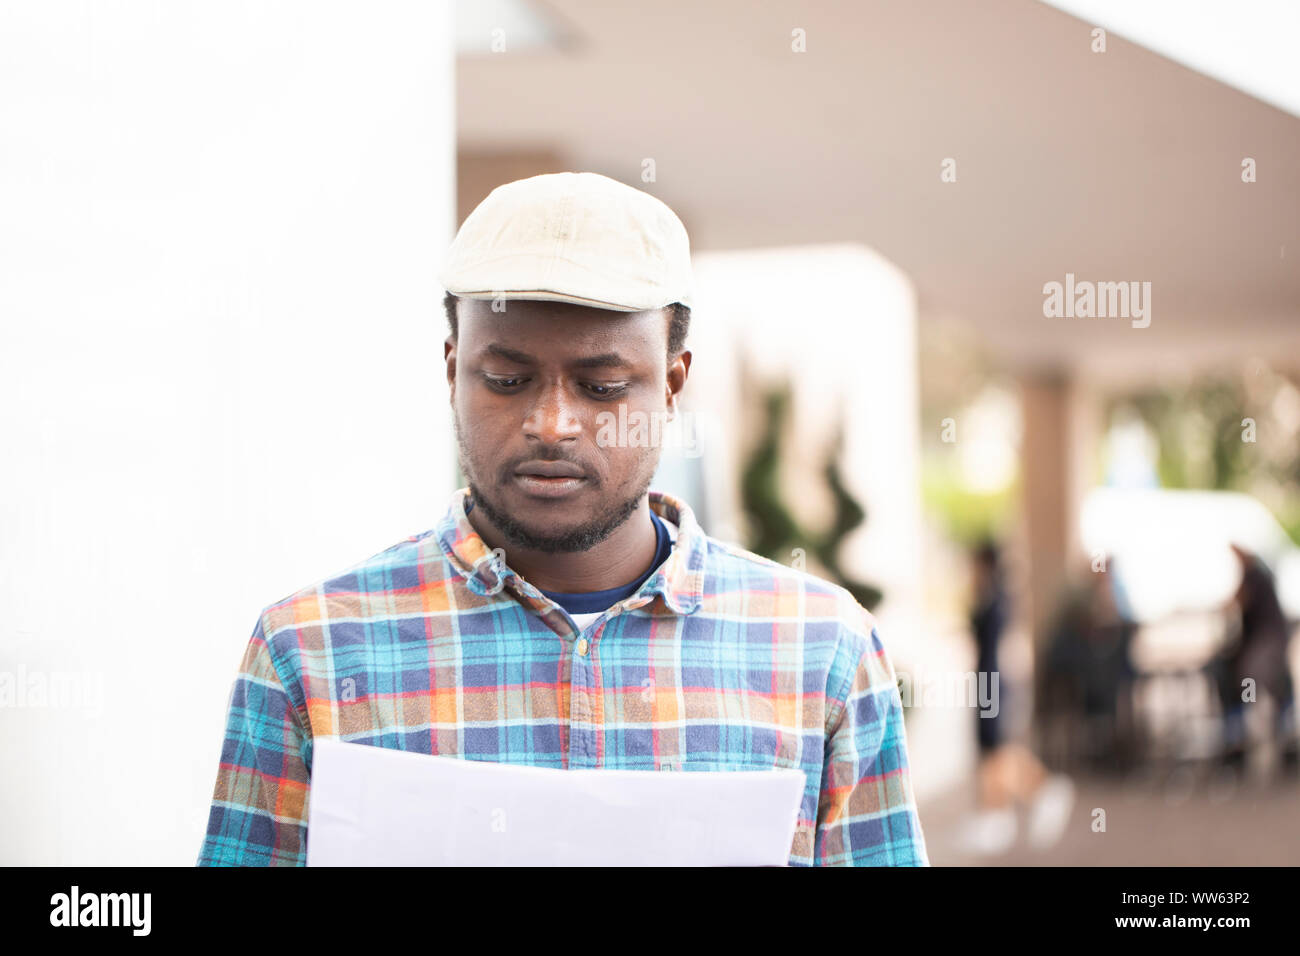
570;352;632;369
479;344;633;370
481;344;536;365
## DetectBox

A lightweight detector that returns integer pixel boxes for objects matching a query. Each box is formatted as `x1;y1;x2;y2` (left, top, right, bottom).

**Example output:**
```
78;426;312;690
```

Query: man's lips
511;460;589;499
513;460;586;479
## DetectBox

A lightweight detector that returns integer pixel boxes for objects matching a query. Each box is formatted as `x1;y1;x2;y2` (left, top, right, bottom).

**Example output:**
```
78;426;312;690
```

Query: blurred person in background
958;540;1075;855
1208;544;1298;775
1041;561;1139;773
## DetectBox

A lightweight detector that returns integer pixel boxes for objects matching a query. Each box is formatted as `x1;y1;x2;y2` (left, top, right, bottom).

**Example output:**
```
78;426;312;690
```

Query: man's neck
467;496;659;593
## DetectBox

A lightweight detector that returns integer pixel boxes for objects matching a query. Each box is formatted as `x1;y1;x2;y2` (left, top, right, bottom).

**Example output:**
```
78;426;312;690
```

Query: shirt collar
433;487;705;615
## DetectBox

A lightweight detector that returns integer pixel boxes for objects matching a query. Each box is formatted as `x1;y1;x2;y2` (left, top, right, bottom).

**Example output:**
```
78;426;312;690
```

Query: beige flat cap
438;171;694;312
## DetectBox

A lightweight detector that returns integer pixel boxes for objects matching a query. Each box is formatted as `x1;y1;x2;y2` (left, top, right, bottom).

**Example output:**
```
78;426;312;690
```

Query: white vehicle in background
1079;488;1300;669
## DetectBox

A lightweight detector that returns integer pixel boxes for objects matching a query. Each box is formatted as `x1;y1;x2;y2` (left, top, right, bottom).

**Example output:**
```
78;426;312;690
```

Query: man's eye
583;382;630;397
485;375;526;390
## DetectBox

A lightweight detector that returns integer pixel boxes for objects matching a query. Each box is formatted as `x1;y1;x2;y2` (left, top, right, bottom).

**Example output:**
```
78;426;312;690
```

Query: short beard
455;414;656;553
466;477;649;553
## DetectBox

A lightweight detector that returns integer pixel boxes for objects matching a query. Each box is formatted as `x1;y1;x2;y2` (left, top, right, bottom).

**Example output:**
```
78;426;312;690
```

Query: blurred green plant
920;459;1018;548
739;380;883;610
1110;371;1300;547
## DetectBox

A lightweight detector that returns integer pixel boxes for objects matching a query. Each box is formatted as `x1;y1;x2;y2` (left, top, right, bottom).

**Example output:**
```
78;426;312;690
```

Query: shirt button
576;638;589;656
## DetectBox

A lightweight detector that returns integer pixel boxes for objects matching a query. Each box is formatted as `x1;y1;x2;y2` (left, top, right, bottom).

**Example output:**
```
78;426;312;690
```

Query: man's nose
521;382;583;444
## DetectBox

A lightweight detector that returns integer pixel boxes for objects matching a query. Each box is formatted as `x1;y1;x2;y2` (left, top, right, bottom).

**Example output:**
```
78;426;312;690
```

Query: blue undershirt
464;498;672;614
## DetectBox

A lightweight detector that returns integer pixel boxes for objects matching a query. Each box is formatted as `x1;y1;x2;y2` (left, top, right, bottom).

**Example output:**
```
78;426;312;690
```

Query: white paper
305;738;806;866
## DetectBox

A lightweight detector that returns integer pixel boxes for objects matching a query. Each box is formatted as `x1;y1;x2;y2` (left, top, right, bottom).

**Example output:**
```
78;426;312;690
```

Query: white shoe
1026;774;1076;850
956;807;1018;856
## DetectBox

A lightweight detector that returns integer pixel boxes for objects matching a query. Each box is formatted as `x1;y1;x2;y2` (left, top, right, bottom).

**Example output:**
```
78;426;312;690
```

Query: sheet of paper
305;738;807;866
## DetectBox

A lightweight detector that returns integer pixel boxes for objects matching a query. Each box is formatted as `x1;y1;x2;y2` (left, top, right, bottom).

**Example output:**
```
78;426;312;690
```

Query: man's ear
665;349;692;415
444;337;457;407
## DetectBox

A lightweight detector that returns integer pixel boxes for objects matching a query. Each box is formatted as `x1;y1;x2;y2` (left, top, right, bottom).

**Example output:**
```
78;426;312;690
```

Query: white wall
0;0;456;864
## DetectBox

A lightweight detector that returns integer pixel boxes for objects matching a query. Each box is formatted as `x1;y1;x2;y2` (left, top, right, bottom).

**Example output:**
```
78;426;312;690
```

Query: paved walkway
917;767;1300;865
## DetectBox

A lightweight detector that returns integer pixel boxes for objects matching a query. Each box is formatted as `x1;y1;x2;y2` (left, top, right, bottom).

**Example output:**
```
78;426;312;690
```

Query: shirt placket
567;619;601;769
507;579;610;771
568;593;658;769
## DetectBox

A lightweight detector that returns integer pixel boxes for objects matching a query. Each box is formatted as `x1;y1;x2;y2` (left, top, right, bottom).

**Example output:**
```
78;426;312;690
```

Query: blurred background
2;0;1297;864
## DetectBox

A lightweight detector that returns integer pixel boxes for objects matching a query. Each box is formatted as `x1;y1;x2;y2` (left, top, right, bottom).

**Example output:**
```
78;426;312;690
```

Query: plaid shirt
197;488;929;866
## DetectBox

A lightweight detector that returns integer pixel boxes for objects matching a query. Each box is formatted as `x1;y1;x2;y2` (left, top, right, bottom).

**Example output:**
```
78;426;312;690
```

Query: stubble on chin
466;476;650;554
454;415;659;553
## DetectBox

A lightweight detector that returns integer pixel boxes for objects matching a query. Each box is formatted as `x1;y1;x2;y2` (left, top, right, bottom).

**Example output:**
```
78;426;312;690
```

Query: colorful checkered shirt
197;487;929;866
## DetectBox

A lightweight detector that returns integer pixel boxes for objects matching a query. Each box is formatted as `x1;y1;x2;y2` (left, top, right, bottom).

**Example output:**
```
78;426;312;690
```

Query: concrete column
1019;373;1072;652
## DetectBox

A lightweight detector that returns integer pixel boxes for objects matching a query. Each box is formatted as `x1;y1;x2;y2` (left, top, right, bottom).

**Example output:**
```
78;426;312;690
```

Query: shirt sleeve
814;618;930;866
197;615;312;866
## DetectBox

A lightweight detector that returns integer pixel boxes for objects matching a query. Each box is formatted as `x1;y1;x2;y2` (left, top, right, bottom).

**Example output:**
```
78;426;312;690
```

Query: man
1212;544;1297;772
197;171;929;866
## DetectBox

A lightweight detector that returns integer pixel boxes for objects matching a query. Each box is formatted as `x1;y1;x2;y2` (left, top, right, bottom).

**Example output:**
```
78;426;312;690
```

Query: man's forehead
458;297;669;348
